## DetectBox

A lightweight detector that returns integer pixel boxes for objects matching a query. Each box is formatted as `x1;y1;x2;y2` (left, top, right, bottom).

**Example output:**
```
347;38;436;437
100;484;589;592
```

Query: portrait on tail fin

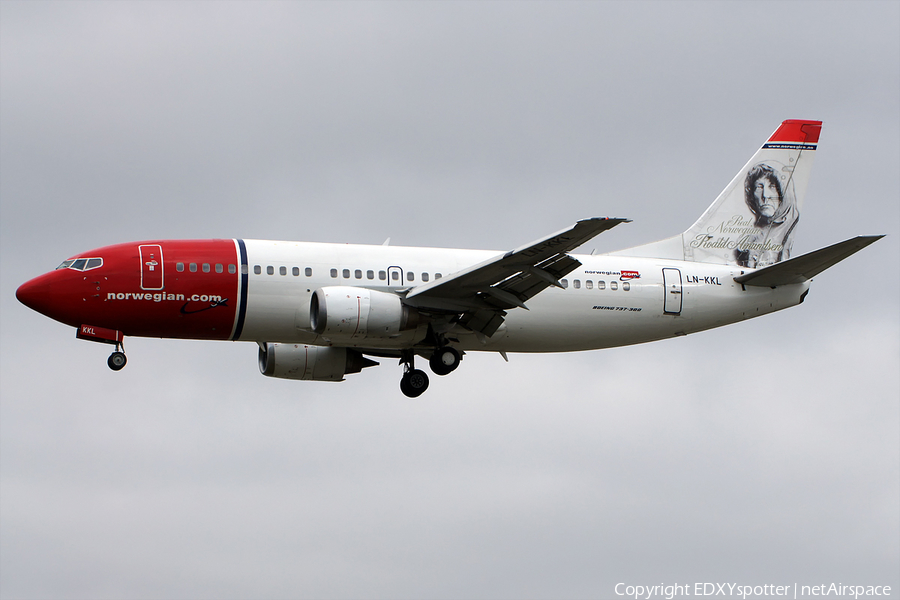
734;161;800;268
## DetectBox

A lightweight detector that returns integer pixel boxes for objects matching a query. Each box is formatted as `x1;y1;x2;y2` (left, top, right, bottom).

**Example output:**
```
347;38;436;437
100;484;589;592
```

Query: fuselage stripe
232;239;249;341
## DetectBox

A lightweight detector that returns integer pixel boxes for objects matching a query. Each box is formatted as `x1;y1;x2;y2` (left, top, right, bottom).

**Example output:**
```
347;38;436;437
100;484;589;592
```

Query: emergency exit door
662;268;682;315
387;266;404;286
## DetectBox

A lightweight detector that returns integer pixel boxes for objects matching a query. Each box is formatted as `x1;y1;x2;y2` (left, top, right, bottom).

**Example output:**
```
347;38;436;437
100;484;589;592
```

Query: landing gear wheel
108;351;127;371
429;347;460;376
400;368;429;398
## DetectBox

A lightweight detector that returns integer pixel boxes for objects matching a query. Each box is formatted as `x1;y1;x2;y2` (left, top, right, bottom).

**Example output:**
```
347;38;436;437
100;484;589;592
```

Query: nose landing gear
76;325;127;371
107;350;127;371
107;340;127;371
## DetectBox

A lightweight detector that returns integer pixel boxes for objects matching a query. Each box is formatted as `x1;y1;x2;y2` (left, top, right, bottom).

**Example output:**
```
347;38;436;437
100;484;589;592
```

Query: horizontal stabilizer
734;235;884;287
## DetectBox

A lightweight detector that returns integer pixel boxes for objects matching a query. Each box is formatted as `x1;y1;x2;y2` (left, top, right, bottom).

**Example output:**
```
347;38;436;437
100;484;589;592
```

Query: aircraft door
662;268;682;315
140;244;164;290
387;266;404;287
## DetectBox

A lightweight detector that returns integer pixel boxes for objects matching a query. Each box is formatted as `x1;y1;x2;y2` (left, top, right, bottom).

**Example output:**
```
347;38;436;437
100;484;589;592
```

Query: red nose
16;271;77;326
16;276;49;312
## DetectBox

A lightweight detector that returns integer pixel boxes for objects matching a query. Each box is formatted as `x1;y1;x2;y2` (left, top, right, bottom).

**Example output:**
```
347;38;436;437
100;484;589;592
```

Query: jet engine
309;286;420;341
258;343;377;381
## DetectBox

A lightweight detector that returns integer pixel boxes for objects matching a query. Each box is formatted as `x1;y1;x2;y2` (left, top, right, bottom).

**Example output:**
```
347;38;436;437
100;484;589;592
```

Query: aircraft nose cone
16;271;75;325
16;277;48;312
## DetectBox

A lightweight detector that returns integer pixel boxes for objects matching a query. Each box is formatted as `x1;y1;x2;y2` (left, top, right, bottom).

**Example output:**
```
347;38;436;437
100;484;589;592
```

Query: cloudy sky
1;2;898;599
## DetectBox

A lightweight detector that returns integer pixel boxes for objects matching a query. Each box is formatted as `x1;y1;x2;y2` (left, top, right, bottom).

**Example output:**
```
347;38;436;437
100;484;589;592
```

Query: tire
108;352;127;371
400;368;429;397
429;347;460;376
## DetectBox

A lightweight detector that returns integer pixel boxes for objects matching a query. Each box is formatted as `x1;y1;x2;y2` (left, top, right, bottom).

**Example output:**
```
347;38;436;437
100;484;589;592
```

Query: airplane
16;119;883;397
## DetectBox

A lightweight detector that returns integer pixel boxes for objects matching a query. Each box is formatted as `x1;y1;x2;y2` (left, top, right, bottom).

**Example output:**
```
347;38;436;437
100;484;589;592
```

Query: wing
404;217;629;336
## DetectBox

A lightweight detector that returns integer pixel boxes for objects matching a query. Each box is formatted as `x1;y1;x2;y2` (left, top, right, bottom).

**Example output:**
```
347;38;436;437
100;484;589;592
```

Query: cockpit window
56;257;103;271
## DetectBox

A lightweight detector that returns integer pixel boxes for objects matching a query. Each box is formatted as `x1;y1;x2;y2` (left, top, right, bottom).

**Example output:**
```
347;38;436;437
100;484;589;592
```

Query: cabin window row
560;279;631;291
172;264;625;291
176;262;237;274
327;269;444;282
252;265;313;276
249;265;444;283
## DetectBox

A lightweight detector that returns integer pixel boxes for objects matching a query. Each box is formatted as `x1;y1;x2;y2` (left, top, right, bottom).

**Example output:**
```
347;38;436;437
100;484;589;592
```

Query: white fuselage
236;240;808;352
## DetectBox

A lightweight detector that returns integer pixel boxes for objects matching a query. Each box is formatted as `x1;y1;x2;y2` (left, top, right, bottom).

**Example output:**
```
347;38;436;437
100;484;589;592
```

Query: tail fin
612;120;821;267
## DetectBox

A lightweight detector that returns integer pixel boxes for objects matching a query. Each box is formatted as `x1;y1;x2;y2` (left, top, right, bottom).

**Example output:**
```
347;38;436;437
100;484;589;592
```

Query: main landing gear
400;365;429;398
429;346;461;376
399;346;462;397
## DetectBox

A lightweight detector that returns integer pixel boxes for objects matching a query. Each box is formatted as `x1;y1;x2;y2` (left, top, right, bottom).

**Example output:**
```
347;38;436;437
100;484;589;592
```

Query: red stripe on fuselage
18;240;240;340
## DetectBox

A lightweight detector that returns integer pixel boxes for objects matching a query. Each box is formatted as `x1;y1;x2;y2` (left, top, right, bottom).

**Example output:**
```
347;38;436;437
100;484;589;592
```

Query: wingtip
581;217;632;224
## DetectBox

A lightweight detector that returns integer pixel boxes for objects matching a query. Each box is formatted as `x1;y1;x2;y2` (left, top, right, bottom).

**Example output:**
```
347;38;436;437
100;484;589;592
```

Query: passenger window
355;269;362;279
190;263;198;273
176;262;185;272
561;279;568;288
253;265;260;274
330;268;338;278
305;267;312;277
422;273;429;282
216;264;223;273
407;272;414;282
435;273;442;279
229;264;237;274
379;271;387;281
392;271;399;281
623;282;630;291
242;264;249;275
266;266;274;275
202;263;210;273
292;267;299;276
574;280;581;289
279;266;287;275
585;280;593;289
342;269;350;278
610;281;618;290
598;280;606;290
367;270;374;280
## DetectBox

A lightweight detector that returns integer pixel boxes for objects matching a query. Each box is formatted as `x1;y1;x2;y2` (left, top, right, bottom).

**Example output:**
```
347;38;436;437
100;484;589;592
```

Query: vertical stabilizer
611;120;821;267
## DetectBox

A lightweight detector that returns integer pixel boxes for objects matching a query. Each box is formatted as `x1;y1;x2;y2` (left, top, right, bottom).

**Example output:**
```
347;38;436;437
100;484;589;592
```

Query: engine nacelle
258;343;377;381
309;286;419;341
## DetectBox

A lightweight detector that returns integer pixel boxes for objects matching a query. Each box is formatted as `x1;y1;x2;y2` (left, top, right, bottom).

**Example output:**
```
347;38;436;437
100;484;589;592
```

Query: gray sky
1;2;898;599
